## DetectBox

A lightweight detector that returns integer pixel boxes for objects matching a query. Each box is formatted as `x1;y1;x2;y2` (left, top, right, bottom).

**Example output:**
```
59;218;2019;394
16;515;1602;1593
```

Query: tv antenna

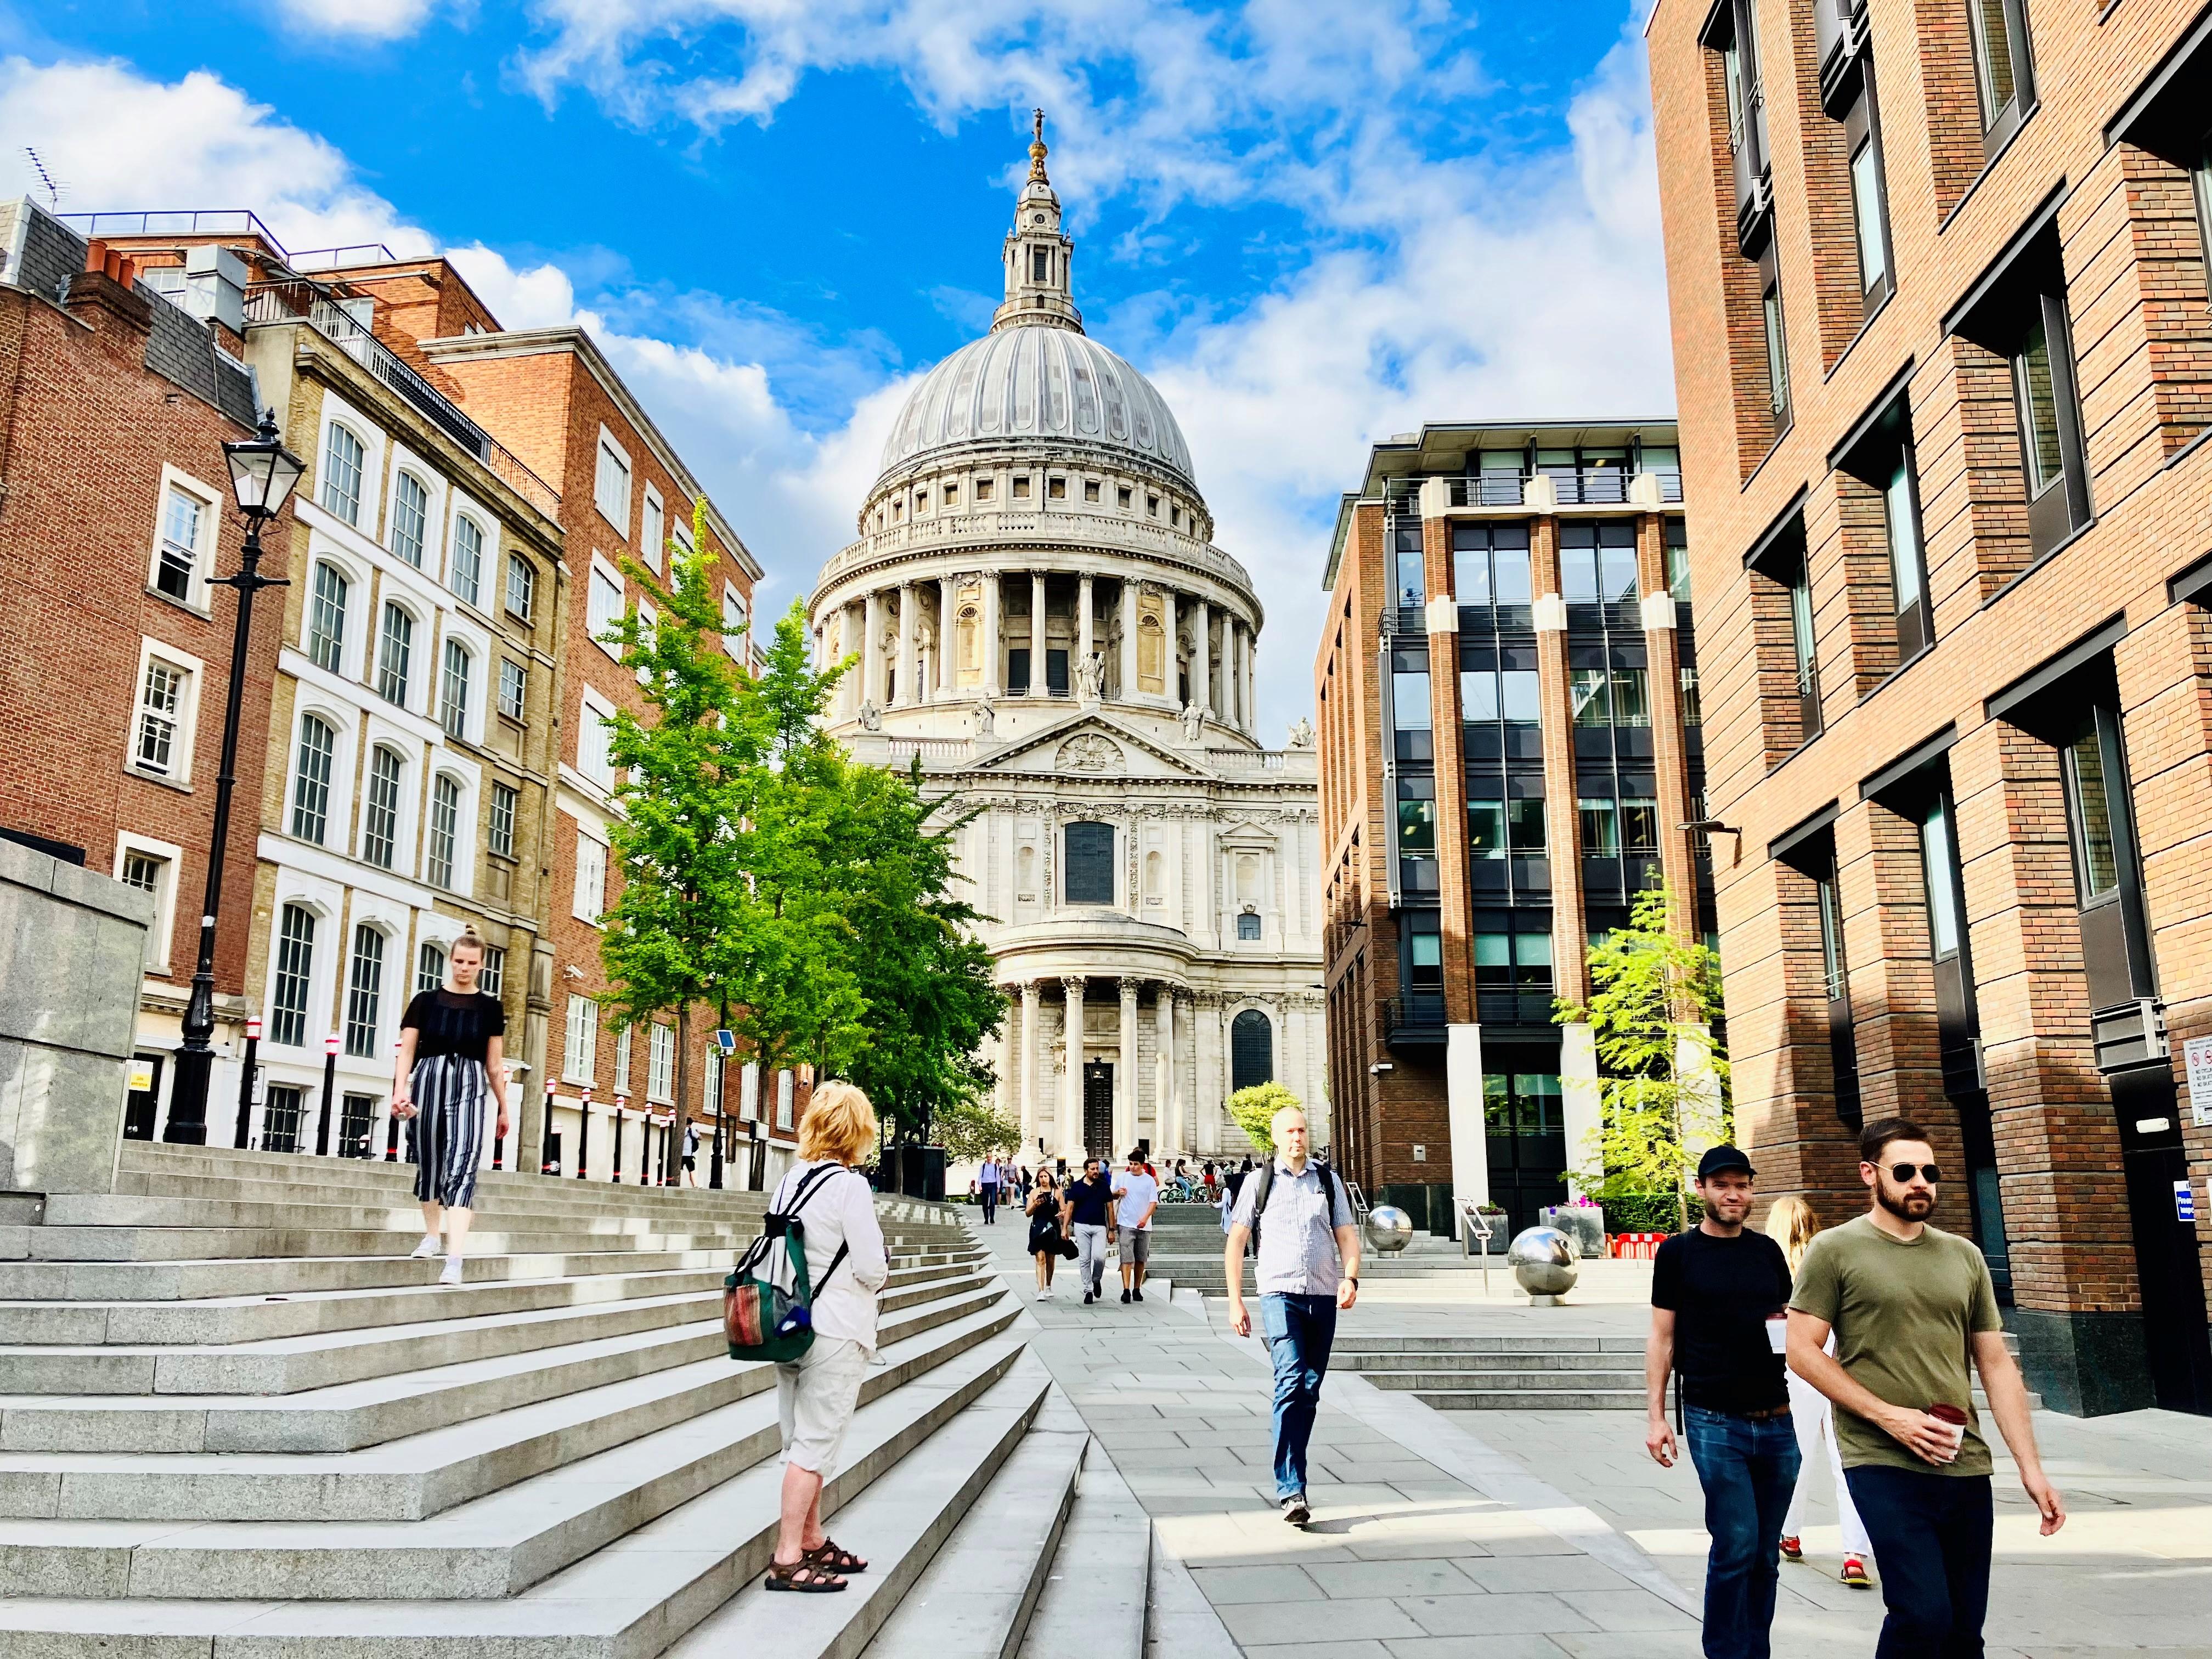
22;148;64;208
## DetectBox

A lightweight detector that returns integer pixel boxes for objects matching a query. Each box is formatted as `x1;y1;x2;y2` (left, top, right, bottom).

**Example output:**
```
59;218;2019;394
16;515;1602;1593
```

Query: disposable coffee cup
1927;1403;1967;1462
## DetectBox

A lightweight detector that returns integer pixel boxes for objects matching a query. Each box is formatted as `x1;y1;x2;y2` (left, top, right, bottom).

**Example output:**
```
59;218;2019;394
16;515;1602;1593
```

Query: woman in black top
1026;1171;1065;1302
393;932;509;1284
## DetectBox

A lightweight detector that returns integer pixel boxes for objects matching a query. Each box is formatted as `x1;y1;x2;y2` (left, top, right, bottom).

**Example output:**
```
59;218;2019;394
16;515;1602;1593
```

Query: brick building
1646;0;2212;1412
1316;422;1706;1238
0;200;274;1128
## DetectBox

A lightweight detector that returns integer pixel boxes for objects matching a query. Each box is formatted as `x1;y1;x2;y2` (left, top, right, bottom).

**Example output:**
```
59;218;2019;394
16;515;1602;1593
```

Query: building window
1679;665;1704;726
1064;821;1114;904
1844;87;1893;315
321;424;365;525
499;659;527;721
154;483;206;603
362;746;403;870
1229;1008;1273;1091
271;904;315;1047
451;515;484;608
1759;242;1791;428
133;656;189;778
439;639;470;738
480;945;504;996
723;585;749;661
506;554;535;622
262;1084;305;1154
488;781;517;857
1883;452;1931;659
308;562;348;673
1967;0;2036;154
1391;646;1432;763
648;1022;675;1103
595;430;632;532
2194;140;2212;273
564;994;597;1084
640;486;664;574
377;603;413;706
776;1068;794;1131
1391;523;1425;608
1621;797;1660;855
1236;911;1262;941
574;832;607;923
1920;794;1962;959
579;697;617;787
1666;521;1691;603
1397;775;1438;896
589;560;624;650
427;775;461;890
1579;797;1620;857
390;471;430;567
120;849;163;894
345;924;385;1058
1561;522;1640;607
2060;725;2121;904
417;939;446;993
614;1023;633;1094
291;714;335;843
1452;521;1532;608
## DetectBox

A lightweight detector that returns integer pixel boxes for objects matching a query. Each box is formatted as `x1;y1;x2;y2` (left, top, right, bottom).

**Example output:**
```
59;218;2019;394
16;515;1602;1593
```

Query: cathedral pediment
971;710;1213;780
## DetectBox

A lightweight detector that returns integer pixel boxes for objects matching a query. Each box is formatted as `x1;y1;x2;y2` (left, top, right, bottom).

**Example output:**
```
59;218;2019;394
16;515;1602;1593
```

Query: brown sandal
765;1557;847;1593
805;1537;867;1574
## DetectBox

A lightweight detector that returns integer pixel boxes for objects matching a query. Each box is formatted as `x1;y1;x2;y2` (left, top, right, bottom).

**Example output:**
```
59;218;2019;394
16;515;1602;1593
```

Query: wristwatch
1346;1276;1359;1286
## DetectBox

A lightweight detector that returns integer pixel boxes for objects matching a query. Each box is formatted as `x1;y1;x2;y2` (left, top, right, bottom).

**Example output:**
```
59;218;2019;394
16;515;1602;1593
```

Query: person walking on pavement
1645;1146;1800;1659
1065;1157;1116;1305
1224;1106;1359;1527
681;1121;700;1187
1025;1171;1065;1301
1788;1119;2064;1658
1113;1149;1159;1303
1765;1195;1873;1588
978;1155;1003;1225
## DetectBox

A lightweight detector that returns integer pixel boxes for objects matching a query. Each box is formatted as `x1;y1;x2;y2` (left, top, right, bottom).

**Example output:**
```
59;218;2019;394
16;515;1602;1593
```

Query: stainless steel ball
1506;1226;1579;1297
1363;1205;1414;1255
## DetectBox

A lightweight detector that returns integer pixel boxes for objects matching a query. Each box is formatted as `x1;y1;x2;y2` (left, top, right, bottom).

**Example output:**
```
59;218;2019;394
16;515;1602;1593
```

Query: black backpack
1243;1158;1348;1255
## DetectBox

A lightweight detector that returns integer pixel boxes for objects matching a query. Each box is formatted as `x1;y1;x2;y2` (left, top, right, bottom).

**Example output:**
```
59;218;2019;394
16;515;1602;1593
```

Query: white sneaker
410;1235;442;1259
1035;1288;1051;1301
439;1256;464;1285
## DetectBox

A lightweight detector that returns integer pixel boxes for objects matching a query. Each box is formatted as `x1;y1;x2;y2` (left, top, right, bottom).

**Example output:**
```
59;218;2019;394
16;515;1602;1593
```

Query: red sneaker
1779;1536;1803;1561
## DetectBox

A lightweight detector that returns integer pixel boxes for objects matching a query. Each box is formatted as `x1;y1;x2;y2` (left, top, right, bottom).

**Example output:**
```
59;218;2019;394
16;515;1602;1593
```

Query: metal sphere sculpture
1363;1205;1414;1255
1506;1225;1579;1300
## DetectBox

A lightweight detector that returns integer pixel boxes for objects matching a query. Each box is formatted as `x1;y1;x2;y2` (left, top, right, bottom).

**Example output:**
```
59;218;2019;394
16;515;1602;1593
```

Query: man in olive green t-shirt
1787;1118;2063;1658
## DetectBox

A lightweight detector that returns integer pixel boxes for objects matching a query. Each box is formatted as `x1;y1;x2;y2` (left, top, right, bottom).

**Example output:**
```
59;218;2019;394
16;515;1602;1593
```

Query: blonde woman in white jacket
1767;1195;1874;1588
763;1082;890;1594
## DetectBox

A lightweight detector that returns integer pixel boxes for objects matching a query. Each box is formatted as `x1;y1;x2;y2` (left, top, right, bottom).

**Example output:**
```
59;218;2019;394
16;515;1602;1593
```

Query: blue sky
1;0;1674;729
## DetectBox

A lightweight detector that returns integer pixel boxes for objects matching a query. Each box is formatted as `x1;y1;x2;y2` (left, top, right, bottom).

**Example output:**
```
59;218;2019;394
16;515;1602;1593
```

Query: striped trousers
407;1053;487;1210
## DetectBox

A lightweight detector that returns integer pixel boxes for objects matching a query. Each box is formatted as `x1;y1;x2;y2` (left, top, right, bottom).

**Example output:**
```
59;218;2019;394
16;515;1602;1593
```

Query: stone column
1243;625;1256;731
1193;599;1212;719
1030;572;1048;693
1224;618;1242;729
1077;573;1096;686
981;571;1003;695
1154;990;1177;1154
1019;979;1043;1159
937;574;957;697
1118;578;1138;703
1193;992;1220;1155
1446;1023;1491;1234
895;583;917;707
1117;976;1141;1156
1560;1021;1601;1200
862;589;884;712
1062;977;1087;1160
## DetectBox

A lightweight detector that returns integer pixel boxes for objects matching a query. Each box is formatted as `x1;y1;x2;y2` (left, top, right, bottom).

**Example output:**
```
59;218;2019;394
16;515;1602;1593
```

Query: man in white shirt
1112;1148;1160;1305
978;1156;1003;1225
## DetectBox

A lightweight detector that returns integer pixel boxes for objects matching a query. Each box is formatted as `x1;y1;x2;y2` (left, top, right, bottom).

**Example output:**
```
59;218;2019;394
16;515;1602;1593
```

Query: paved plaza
977;1211;2212;1658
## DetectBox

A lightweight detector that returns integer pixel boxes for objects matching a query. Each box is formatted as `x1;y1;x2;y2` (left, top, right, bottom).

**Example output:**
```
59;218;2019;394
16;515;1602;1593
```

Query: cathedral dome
875;323;1198;495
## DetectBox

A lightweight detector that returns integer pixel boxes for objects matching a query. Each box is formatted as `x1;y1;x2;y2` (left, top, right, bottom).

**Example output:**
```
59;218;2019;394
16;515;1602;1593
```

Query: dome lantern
992;110;1081;336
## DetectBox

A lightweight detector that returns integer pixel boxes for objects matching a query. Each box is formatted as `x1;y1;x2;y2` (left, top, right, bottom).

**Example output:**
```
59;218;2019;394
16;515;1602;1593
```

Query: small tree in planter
1225;1081;1300;1157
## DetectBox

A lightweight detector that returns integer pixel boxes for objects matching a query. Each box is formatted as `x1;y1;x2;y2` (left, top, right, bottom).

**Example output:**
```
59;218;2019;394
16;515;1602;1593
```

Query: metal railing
1380;994;1448;1037
1448;472;1531;507
62;208;284;245
245;284;560;520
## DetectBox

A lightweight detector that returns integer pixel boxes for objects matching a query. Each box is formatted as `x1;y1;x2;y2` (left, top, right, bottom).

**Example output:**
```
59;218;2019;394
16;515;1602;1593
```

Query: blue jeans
1684;1405;1801;1659
1259;1293;1336;1499
1844;1464;1993;1658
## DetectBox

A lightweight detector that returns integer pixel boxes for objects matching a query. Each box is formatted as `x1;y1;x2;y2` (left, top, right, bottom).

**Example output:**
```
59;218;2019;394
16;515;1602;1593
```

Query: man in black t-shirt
1646;1147;1800;1659
1063;1159;1116;1304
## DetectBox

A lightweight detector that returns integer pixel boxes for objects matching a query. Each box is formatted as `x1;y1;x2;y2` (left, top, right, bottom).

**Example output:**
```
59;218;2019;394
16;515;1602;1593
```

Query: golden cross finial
1028;108;1049;182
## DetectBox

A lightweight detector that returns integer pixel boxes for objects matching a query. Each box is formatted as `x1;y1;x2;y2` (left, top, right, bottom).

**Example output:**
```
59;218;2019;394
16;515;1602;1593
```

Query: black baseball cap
1696;1146;1756;1180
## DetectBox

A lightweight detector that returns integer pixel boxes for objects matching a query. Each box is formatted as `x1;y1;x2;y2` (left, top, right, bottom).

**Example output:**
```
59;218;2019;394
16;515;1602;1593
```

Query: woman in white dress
1767;1195;1873;1588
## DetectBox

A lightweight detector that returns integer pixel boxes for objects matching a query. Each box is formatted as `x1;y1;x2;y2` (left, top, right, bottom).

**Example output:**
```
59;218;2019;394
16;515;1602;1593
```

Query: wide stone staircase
1333;1334;1650;1409
0;1142;1152;1657
1142;1205;1497;1295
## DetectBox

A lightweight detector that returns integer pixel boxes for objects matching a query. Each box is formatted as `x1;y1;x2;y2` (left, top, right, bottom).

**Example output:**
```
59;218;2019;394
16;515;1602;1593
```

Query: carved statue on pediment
1075;651;1105;704
858;699;883;732
1180;702;1207;744
1286;716;1315;748
973;694;997;738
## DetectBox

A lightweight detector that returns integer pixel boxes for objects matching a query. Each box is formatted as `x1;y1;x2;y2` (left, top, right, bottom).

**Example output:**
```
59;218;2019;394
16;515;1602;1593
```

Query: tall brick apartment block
1647;0;2212;1412
0;201;275;1126
1316;423;1708;1238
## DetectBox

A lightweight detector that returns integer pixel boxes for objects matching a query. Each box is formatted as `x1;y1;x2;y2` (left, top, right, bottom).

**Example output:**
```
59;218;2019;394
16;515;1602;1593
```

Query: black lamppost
165;413;303;1144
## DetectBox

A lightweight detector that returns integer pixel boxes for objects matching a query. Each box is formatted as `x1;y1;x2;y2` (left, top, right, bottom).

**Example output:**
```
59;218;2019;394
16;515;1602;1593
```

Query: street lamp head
222;410;306;521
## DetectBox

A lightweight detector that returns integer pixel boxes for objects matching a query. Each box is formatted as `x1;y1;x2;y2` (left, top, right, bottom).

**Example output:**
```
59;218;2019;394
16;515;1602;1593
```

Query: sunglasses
1884;1162;1943;1184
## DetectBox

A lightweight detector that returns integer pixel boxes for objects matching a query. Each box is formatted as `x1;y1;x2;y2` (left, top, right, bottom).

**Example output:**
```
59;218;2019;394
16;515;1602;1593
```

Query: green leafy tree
932;1098;1023;1164
1554;880;1729;1232
1225;1081;1301;1157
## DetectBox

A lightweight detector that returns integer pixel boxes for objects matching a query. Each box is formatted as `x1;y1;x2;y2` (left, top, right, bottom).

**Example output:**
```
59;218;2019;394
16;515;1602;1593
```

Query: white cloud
273;0;442;41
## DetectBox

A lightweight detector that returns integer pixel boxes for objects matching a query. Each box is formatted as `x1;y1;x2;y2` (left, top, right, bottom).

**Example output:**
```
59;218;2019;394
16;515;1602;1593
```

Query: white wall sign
2186;1035;2212;1128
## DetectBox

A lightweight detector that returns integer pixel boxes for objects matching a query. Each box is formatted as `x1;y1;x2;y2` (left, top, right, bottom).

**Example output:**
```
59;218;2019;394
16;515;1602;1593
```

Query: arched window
1237;911;1262;941
270;904;316;1047
1064;821;1114;904
345;924;386;1057
439;639;470;738
291;714;336;844
417;939;447;992
390;471;430;567
377;603;414;706
1231;1008;1274;1091
308;562;348;672
451;515;485;608
427;775;462;889
321;424;365;525
505;552;535;622
362;746;403;869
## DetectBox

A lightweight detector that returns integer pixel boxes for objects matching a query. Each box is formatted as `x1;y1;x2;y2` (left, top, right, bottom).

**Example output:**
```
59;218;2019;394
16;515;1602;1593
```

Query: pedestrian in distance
1788;1118;2064;1658
1065;1157;1116;1305
682;1121;700;1187
1764;1195;1872;1588
1026;1171;1065;1301
391;929;510;1287
1645;1146;1799;1659
761;1081;889;1594
978;1154;1003;1225
1113;1148;1159;1303
1224;1105;1359;1527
